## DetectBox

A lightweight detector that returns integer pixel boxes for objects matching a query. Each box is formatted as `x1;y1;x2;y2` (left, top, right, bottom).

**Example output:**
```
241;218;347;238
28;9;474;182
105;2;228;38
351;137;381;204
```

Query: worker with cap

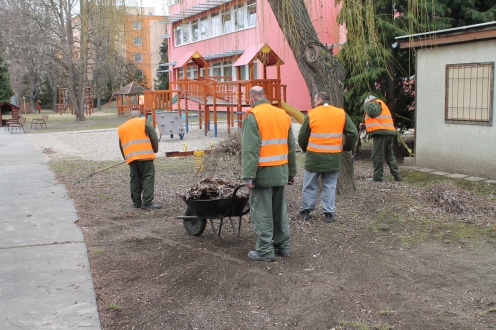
118;110;161;209
361;95;402;182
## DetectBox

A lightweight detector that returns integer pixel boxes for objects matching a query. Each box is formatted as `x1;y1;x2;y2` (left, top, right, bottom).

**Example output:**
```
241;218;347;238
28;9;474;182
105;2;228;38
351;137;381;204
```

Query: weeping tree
266;0;464;192
266;0;354;194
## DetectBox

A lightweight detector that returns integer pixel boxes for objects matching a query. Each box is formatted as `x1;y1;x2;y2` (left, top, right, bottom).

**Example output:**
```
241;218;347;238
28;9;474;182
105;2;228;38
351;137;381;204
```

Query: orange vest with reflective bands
246;103;291;167
307;104;345;153
118;118;156;164
364;99;396;133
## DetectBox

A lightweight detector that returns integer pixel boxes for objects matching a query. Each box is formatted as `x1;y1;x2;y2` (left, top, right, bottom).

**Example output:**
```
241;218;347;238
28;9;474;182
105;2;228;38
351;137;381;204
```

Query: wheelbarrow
177;184;250;237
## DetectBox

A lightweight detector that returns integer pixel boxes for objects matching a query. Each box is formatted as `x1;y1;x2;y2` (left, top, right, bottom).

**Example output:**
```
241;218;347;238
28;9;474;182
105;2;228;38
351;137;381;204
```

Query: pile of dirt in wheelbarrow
180;178;249;201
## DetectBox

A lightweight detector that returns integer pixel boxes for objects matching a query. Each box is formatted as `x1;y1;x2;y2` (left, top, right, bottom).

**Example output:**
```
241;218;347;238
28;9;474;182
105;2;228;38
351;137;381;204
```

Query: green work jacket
298;106;358;173
241;100;297;187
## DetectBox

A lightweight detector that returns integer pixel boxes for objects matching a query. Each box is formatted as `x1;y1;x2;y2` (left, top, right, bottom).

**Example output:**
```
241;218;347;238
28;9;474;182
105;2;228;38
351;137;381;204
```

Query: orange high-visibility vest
307;104;345;153
246;103;291;166
364;99;396;133
118;118;156;164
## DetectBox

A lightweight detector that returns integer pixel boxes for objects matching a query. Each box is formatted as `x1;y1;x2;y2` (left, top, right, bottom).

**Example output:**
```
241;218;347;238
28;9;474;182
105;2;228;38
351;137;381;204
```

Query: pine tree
0;47;13;102
154;38;169;90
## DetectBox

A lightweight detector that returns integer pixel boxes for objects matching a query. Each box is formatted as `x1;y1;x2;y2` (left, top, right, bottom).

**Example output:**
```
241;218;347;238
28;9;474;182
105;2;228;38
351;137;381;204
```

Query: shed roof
173;51;209;69
233;43;284;67
114;81;147;95
396;21;496;49
0;102;20;110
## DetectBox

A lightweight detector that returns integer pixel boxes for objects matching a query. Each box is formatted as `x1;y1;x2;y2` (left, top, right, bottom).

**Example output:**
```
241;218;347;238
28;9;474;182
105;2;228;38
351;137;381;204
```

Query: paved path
0;129;100;329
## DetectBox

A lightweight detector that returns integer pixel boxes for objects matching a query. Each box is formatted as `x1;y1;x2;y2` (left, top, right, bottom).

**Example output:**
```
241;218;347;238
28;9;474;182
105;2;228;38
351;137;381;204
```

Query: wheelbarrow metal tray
184;196;249;218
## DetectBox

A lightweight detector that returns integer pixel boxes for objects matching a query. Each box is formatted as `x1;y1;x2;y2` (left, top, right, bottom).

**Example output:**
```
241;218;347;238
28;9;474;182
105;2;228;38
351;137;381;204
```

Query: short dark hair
314;92;331;103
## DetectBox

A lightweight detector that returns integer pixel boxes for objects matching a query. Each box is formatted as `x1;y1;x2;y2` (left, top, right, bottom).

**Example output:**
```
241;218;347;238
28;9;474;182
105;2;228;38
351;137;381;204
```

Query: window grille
446;62;494;124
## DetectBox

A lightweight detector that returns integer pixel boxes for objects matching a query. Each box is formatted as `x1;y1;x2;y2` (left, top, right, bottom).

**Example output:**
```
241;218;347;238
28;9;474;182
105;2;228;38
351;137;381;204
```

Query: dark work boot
299;210;312;221
247;251;275;262
324;212;335;223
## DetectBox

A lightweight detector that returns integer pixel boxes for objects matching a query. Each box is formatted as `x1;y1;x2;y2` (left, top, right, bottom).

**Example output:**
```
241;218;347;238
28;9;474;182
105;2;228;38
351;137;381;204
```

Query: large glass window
187;66;198;79
247;0;256;27
446;62;493;124
173;1;257;47
200;16;209;39
211;12;221;37
191;20;199;41
174;26;182;46
235;4;245;31
222;9;232;33
182;23;190;44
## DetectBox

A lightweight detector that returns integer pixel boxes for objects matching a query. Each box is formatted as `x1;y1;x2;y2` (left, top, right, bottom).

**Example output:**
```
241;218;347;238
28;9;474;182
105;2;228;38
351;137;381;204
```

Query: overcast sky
129;0;168;15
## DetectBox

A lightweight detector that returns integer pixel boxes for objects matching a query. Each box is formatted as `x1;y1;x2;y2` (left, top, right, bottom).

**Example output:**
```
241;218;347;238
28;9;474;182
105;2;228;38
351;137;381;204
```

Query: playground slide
281;101;305;124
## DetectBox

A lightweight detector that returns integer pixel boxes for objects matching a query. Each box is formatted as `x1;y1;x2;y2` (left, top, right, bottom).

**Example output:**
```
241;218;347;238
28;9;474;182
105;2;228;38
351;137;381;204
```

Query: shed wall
416;39;496;178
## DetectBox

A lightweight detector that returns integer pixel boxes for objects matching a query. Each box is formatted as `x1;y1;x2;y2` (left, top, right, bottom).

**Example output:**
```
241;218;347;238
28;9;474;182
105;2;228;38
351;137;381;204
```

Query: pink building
165;0;344;111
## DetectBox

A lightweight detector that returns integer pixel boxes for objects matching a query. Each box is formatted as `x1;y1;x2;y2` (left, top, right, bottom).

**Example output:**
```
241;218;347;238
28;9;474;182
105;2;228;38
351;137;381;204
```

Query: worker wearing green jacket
298;92;358;223
361;95;402;182
242;86;297;262
118;110;160;209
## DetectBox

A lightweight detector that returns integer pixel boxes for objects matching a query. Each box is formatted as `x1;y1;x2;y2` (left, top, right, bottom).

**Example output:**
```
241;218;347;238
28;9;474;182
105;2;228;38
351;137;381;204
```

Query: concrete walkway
0;129;100;329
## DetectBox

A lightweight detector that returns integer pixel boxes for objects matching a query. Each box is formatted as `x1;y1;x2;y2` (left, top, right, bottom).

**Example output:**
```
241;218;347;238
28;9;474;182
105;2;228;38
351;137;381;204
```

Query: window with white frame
182;23;190;43
222;9;232;33
187;66;198;79
173;1;257;47
192;20;199;41
211;12;221;37
133;21;142;30
133;37;142;46
235;4;245;30
200;16;209;39
134;53;143;62
445;62;494;124
247;0;256;27
174;26;182;46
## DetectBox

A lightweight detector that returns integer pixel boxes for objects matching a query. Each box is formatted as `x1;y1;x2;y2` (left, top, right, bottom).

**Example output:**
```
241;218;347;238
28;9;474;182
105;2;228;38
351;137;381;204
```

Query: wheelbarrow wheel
183;206;207;236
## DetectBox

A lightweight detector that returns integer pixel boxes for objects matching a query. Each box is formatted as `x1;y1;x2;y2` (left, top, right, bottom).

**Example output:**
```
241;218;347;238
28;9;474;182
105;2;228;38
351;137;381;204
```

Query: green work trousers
249;186;290;256
129;160;155;207
371;135;401;181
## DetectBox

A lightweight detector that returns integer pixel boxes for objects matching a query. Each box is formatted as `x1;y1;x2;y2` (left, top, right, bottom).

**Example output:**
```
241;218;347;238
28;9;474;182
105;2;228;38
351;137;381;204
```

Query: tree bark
267;0;354;194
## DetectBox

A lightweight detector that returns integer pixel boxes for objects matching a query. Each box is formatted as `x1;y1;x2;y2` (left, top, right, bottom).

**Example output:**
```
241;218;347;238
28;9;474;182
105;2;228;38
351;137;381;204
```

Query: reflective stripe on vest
246;103;291;166
307;105;345;154
118;118;156;164
364;99;396;132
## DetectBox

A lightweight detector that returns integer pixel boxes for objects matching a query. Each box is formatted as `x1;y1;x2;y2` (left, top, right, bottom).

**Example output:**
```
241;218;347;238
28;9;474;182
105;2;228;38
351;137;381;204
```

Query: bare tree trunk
267;0;354;194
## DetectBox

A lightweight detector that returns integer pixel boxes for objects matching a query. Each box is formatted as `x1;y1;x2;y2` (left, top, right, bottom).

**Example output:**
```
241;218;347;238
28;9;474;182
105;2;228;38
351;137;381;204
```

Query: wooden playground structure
131;43;289;137
56;86;94;115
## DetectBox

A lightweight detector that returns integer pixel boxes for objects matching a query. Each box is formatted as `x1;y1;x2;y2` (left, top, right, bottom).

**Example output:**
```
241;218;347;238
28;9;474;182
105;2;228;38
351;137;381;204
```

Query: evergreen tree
337;0;495;130
154;38;169;90
0;47;13;102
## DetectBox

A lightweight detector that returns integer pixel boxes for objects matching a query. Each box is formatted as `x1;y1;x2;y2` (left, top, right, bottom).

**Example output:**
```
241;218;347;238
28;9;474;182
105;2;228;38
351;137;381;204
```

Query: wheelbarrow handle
220;184;249;219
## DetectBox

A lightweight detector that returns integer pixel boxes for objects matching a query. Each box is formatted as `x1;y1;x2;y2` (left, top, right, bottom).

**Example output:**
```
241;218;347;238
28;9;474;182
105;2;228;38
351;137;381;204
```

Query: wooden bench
31;114;48;129
9;117;26;134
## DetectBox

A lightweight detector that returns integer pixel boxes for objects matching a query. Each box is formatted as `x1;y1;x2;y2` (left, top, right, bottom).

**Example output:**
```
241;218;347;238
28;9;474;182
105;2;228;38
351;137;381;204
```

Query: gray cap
364;95;377;104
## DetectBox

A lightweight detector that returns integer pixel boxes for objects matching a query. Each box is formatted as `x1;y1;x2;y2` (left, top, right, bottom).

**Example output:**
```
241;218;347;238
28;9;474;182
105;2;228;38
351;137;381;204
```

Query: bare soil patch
50;152;496;330
33;117;496;329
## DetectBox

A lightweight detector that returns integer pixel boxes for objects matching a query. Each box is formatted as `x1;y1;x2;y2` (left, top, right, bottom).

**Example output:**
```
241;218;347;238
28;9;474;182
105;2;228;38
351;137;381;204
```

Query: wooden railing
117;104;144;116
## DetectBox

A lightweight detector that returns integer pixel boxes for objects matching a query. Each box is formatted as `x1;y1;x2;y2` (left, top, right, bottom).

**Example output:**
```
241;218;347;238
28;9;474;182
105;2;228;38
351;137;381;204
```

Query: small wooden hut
0;102;20;126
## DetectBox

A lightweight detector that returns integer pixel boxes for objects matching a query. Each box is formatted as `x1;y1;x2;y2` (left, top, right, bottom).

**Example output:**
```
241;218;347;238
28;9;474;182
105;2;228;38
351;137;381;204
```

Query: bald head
249;86;265;101
129;110;141;118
